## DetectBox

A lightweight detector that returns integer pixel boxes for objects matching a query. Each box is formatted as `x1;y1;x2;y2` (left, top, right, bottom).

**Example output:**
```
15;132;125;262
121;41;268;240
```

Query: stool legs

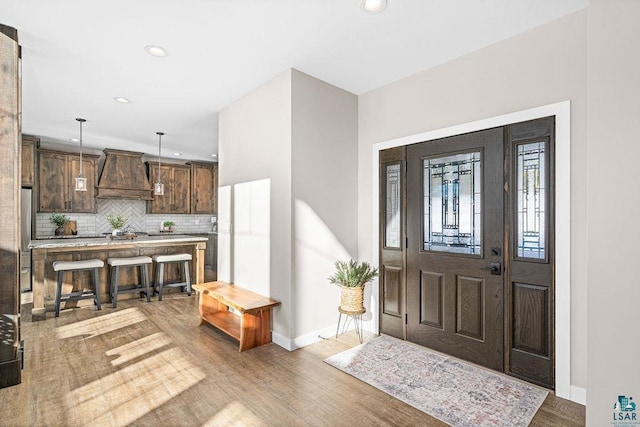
110;264;151;308
54;267;101;318
155;260;191;301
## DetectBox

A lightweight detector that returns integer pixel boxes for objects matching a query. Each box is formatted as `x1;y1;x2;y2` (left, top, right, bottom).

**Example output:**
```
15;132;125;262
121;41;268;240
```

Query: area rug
324;335;547;427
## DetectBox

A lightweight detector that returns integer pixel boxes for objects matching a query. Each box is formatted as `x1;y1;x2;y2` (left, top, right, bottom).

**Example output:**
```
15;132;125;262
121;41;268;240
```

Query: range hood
97;149;153;200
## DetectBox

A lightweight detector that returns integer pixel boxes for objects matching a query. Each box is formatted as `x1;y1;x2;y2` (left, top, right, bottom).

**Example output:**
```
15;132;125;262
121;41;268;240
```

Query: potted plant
328;259;379;312
49;213;70;236
106;214;127;236
161;220;175;232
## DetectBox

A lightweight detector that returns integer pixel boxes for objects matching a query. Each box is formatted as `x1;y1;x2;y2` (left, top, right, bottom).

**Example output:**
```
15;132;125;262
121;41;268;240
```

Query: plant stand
336;306;366;344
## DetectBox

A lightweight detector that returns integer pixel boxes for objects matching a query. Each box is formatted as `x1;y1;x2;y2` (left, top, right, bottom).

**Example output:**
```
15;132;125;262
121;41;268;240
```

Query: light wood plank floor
0;296;585;426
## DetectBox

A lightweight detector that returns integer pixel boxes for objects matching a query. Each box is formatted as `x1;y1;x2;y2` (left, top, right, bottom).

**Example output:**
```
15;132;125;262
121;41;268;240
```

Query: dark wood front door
379;117;555;389
406;127;505;371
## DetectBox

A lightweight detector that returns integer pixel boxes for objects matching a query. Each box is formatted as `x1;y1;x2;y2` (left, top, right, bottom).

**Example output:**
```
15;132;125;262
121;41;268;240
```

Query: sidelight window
384;163;402;249
423;151;481;255
515;141;546;259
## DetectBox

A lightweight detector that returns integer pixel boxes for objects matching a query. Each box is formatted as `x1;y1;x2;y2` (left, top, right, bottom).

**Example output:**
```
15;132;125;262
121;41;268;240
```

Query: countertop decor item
106;214;127;236
49;213;70;236
161;220;175;232
328;259;378;312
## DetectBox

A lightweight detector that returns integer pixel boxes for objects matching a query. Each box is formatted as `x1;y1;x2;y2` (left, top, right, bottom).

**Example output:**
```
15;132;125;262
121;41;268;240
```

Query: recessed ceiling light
174;152;183;156
144;45;167;57
360;0;387;14
113;97;130;103
211;154;217;157
69;138;80;142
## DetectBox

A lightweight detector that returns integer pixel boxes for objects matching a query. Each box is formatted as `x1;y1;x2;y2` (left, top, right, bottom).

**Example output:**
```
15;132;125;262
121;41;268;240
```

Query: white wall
357;9;588;393
586;1;640;425
291;69;358;340
218;70;293;338
218;69;359;347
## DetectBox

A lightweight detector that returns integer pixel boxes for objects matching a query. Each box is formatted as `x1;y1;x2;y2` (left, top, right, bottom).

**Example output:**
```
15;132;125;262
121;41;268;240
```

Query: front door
406;128;505;371
379;117;556;388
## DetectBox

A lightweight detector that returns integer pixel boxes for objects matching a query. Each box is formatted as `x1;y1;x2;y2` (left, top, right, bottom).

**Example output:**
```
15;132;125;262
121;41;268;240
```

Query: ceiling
3;0;587;162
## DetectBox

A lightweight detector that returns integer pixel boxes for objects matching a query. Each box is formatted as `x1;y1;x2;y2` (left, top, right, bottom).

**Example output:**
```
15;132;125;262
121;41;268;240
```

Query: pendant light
154;131;165;195
74;118;87;191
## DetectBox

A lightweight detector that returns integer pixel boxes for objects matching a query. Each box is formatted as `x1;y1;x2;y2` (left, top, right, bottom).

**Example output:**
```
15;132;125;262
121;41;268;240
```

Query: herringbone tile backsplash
35;199;215;238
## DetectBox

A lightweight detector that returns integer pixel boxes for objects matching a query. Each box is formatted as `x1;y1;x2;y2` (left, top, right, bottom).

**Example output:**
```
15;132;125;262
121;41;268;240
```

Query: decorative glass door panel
423;151;482;255
385;163;401;249
516;141;546;260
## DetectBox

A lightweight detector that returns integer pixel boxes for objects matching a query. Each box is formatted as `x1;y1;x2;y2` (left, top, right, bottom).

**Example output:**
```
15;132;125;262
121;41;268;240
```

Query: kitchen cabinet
192;233;217;271
38;149;99;213
147;163;191;214
190;161;218;214
21;135;39;187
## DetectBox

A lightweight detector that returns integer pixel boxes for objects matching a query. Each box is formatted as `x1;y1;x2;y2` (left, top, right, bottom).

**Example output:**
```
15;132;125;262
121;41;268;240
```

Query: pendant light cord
157;132;163;183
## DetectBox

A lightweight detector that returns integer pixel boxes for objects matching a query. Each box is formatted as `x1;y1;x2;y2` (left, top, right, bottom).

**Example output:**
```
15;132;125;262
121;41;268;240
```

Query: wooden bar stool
107;256;153;308
152;253;192;301
52;259;104;317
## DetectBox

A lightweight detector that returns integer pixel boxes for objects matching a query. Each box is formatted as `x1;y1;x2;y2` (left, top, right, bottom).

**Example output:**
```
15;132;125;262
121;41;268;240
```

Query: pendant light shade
74;118;87;191
154;132;165;196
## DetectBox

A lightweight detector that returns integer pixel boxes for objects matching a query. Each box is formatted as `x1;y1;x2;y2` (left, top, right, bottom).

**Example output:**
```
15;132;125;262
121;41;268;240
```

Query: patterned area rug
324;335;547;427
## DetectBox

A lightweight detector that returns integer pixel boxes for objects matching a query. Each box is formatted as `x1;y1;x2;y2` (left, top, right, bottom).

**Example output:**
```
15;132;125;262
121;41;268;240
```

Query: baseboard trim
272;325;342;352
570;385;587;405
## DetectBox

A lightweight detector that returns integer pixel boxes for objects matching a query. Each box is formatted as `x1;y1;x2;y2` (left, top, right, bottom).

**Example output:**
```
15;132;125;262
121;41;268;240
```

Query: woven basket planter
339;286;364;312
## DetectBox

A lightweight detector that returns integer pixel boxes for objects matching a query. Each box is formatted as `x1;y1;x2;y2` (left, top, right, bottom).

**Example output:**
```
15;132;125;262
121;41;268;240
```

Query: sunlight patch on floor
56;308;147;339
105;332;172;367
66;347;205;426
202;401;265;427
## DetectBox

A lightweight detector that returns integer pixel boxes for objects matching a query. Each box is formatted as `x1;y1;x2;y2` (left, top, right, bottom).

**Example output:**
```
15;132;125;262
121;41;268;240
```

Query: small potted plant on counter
161;220;175;232
328;259;379;313
49;213;70;236
107;214;127;236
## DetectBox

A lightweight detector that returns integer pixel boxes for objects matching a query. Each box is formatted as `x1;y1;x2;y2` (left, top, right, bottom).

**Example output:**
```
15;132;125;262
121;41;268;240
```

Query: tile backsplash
36;199;216;238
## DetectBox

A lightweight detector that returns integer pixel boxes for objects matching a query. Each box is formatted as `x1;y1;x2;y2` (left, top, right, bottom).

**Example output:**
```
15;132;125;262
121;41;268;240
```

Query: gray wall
291;69;358;339
218;69;293;339
218;69;359;346
357;9;588;391
586;1;640;425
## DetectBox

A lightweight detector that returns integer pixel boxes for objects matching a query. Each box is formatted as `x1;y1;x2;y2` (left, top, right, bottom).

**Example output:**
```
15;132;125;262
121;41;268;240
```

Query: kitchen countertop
28;234;207;249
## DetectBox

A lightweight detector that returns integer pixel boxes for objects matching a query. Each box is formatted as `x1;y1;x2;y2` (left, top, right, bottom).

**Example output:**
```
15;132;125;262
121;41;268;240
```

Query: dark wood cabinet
21;135;39;187
38;149;99;213
190;161;218;214
147;163;192;214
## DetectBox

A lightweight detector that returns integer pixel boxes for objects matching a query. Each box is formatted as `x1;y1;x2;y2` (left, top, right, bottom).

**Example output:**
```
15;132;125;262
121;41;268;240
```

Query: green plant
163;221;175;227
328;259;379;288
106;214;127;229
49;213;70;228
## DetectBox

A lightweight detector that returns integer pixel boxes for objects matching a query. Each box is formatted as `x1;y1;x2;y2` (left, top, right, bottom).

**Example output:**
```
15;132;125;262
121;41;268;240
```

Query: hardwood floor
0;296;585;426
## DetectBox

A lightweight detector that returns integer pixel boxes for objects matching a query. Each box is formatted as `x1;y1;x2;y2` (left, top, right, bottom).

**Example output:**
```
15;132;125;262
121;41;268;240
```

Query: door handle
482;262;502;275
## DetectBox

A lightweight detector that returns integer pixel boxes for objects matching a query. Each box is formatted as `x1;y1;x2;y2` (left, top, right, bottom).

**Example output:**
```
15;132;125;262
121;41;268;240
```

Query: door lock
482;262;502;275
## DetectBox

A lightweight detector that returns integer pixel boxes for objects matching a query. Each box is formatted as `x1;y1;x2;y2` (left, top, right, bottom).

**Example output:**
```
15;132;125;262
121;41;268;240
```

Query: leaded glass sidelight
423;152;481;255
384;163;401;248
516;141;546;259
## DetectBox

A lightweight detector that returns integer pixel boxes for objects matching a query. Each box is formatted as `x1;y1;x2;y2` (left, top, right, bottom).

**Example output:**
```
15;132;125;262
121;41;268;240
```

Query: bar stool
107;256;153;308
152;253;192;301
52;259;104;318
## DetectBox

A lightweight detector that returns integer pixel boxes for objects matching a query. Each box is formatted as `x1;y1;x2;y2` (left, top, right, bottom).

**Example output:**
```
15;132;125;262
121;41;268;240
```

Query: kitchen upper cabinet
190;161;218;214
147;163;191;214
38;149;99;213
21;135;39;187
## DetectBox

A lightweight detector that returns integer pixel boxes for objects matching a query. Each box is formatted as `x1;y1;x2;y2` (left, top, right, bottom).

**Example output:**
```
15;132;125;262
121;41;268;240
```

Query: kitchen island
28;234;207;320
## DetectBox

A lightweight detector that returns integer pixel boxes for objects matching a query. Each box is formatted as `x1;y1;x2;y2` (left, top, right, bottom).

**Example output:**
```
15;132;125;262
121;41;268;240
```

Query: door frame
370;100;571;401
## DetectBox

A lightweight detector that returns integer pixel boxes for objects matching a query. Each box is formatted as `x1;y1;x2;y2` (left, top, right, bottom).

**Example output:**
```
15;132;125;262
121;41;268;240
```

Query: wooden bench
193;281;281;352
